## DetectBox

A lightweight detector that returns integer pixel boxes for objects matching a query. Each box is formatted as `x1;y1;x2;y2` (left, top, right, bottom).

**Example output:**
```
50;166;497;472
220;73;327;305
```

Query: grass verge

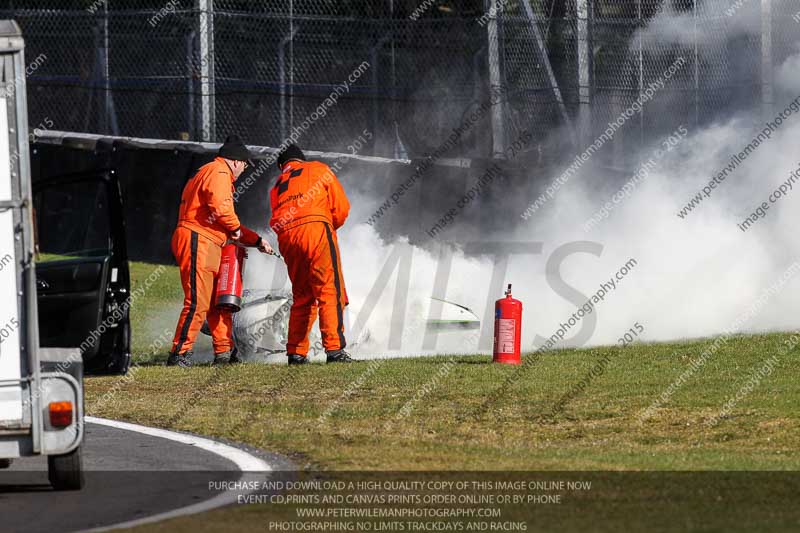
87;332;800;471
93;261;799;531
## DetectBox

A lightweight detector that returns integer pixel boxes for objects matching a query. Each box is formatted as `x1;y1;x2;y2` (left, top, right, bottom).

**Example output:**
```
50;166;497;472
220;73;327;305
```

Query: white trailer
0;20;84;490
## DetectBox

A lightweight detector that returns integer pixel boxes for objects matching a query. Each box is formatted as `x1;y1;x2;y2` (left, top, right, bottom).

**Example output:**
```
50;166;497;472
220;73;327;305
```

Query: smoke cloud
244;4;800;359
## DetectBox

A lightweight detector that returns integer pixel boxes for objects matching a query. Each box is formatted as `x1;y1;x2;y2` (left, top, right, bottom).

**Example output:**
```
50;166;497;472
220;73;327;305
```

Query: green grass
128;260;184;360
87;333;800;471
104;261;800;471
37;253;85;262
86;261;800;531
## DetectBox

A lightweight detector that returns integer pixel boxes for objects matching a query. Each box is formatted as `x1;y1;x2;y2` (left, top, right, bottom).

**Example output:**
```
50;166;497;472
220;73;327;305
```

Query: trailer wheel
48;446;84;491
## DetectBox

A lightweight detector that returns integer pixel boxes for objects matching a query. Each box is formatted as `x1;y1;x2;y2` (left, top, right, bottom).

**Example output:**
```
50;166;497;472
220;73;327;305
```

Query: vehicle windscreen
34;180;111;262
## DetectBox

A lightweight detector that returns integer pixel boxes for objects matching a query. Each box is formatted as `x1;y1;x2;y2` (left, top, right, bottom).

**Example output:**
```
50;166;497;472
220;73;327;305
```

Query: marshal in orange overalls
171;157;260;358
270;159;350;358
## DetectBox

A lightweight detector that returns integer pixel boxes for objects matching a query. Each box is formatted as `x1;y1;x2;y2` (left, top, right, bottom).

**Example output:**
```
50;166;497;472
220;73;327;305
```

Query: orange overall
270;160;350;356
171;157;259;355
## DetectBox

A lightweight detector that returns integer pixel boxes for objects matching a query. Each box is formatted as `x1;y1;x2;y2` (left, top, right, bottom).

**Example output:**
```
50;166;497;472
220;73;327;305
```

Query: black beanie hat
218;135;250;161
277;144;305;168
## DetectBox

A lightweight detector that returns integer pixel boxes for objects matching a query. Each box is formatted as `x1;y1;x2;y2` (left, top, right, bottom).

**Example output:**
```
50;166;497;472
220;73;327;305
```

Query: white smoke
632;0;761;47
324;109;800;357
248;107;800;358
244;3;800;358
776;48;800;95
522;113;800;348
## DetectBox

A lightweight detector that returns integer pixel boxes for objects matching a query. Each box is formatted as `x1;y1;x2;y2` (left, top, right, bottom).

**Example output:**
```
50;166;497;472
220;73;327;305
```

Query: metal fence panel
1;0;796;168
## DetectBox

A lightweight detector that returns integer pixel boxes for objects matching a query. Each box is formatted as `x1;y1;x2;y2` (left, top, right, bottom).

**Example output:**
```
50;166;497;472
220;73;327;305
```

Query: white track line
84;416;273;532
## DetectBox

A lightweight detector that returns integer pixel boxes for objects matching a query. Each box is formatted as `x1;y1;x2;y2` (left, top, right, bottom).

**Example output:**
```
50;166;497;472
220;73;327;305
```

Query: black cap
218;135;250;162
277;144;305;168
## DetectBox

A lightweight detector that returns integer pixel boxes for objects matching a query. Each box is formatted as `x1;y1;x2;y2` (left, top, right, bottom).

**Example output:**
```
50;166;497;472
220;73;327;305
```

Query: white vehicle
0;21;84;490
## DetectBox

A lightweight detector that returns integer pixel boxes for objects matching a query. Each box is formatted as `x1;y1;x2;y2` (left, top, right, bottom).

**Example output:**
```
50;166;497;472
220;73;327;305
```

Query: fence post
100;1;119;135
371;33;392;153
198;0;215;142
761;0;773;121
289;0;294;134
637;0;644;149
186;31;196;140
693;0;699;128
486;0;505;157
577;0;591;149
390;0;398;158
279;27;298;142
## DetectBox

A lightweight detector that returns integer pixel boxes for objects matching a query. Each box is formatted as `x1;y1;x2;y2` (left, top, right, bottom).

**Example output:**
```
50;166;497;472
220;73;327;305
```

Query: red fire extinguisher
216;242;247;312
493;283;522;365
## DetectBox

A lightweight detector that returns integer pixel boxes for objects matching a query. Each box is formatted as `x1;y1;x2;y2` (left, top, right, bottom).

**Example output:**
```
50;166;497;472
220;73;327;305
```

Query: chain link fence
2;0;798;167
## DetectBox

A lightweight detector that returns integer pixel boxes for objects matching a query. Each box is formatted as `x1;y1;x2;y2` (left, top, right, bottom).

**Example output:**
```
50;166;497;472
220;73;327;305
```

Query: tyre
107;320;132;375
88;321;131;375
107;347;131;375
48;446;84;491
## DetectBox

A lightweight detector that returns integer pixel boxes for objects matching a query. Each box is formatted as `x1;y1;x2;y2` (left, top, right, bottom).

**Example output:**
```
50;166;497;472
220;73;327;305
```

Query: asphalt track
0;418;293;532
